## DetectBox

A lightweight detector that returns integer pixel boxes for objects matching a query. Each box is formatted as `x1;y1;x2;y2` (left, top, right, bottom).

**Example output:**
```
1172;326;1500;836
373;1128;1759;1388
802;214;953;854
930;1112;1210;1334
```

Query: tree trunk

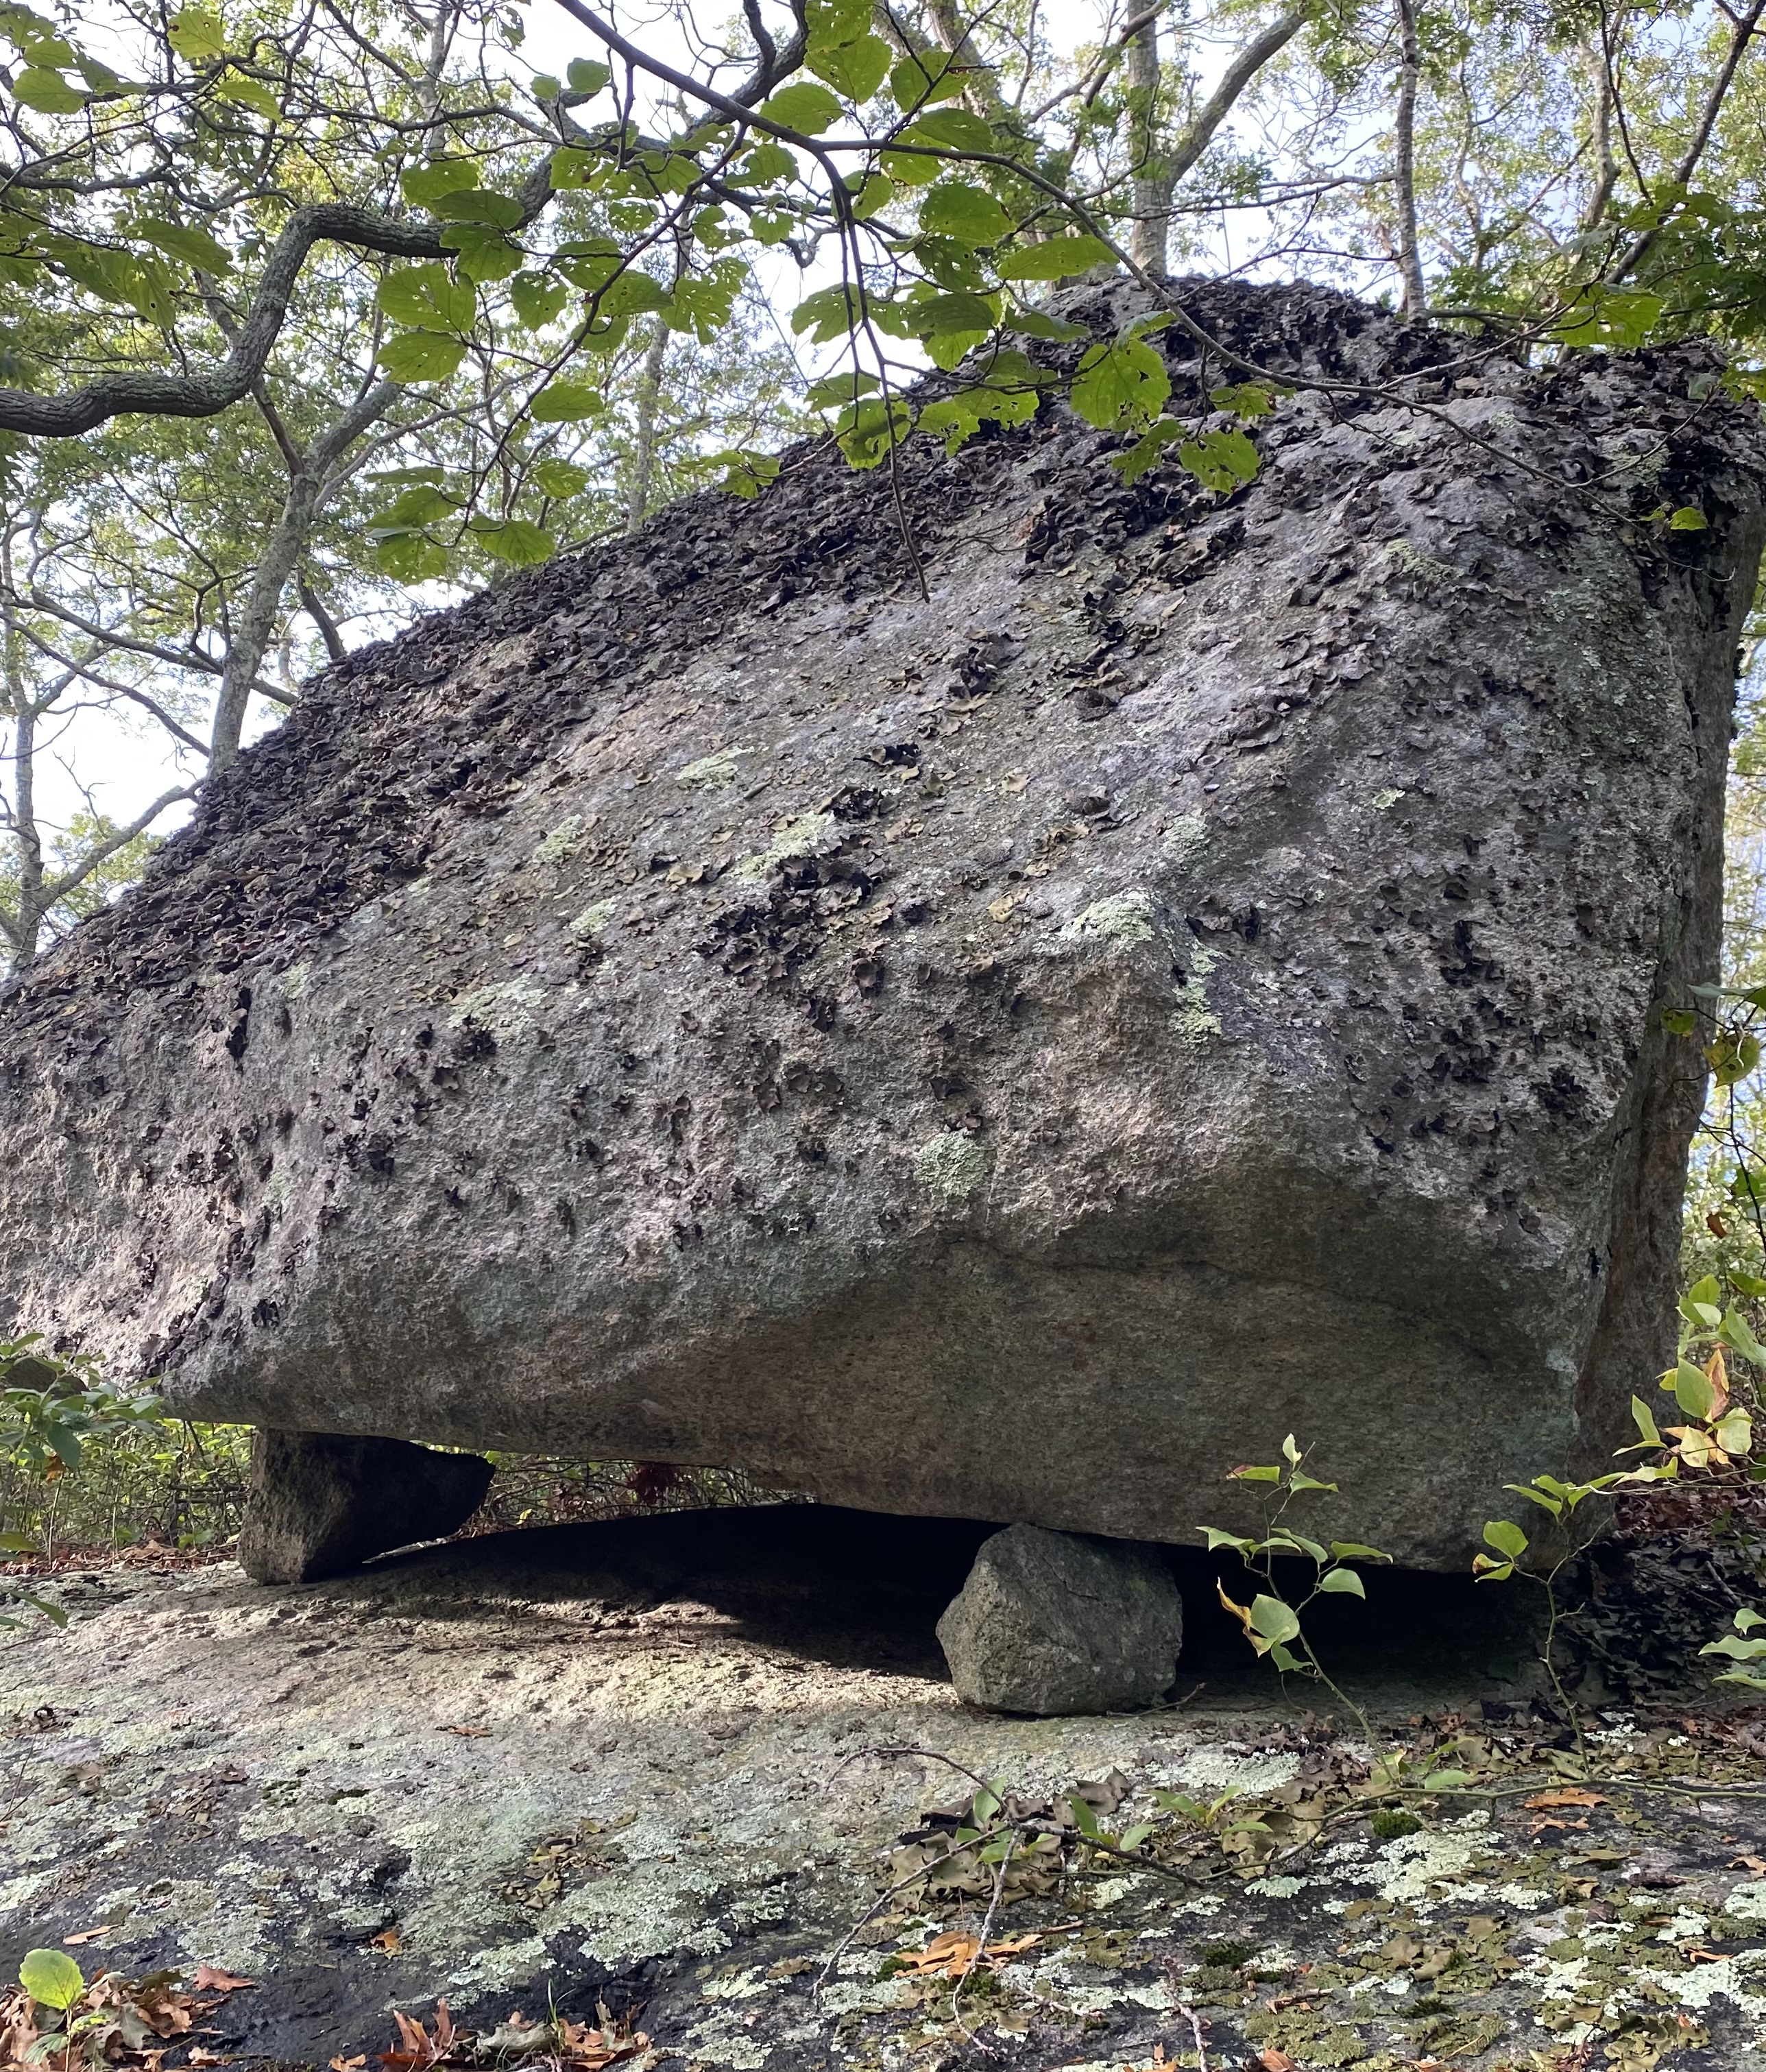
210;468;322;769
1393;0;1428;317
1126;8;1172;278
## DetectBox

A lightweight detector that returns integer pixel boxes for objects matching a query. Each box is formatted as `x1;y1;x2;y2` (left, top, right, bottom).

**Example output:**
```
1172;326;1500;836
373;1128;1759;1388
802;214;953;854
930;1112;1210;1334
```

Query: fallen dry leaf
1524;1790;1608;1811
192;1965;257;1993
1732;1855;1766;1875
891;1929;1042;1979
380;2000;459;2071
186;2053;234;2067
62;1924;117;1944
329;2059;367;2071
369;1928;403;1955
437;1724;490;1739
1259;2051;1298;2071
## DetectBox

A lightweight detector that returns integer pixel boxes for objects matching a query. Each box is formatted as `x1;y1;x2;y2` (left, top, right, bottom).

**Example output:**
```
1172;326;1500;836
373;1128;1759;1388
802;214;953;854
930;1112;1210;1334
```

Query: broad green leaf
1660;1007;1699;1035
806;369;880;409
1005;304;1087;339
1671;1360;1718;1420
167;6;225;61
469;516;555;566
1631;1395;1664;1447
1287;1471;1337;1493
1669;505;1708;531
1481;1518;1528;1560
1072;333;1171;429
377;263;474;333
375;531;450;581
1248;1594;1301;1646
123;258;175;328
759;81;844;134
911;289;997;336
0;1530;35;1551
531;457;590;498
509;269;569;329
402;158;481;206
902;106;995;152
138;217;231;272
1228;1462;1282;1482
997;234;1115;281
919;182;1015;245
531;71;560;99
213;66;279;118
917;383;1038;449
712;448;781;498
890;46;965;109
432;189;525;228
1505;1481;1565;1517
1734;1270;1766;1299
1269;1642;1306;1672
1316;1567;1365;1597
806;0;869;52
1178;426;1260;493
878;147;944;187
378;330;468;382
20;1948;83;2011
1329;1542;1391;1562
1282;1433;1302;1463
1720;1308;1766;1366
1702;1631;1766;1661
529;380;605;422
441;222;522;283
792;282;864;342
566;56;611;93
1199;1526;1257;1554
1422;1768;1473;1790
371;483;459;528
12;64;84;111
600;269;670;317
1211;381;1281;418
1112;416;1185;485
1554;283;1662;348
837;395;912;468
809;32;889;101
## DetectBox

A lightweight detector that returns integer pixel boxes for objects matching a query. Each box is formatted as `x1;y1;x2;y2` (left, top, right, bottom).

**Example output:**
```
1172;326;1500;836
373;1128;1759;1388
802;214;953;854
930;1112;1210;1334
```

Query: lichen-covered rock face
936;1525;1185;1714
3;279;1763;1567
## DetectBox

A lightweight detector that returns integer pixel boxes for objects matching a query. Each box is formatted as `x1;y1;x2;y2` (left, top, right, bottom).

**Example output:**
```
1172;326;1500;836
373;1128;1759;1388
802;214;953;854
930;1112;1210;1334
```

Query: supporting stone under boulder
936;1524;1185;1715
236;1430;492;1583
4;278;1766;1566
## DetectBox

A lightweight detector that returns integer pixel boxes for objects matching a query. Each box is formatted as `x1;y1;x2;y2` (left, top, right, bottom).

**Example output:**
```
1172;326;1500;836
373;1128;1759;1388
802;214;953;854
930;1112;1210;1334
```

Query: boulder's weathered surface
3;279;1764;1565
235;1430;493;1582
936;1524;1185;1713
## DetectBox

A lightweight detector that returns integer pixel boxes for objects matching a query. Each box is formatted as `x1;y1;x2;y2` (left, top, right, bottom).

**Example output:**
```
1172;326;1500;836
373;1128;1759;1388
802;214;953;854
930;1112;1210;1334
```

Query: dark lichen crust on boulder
3;279;1763;1567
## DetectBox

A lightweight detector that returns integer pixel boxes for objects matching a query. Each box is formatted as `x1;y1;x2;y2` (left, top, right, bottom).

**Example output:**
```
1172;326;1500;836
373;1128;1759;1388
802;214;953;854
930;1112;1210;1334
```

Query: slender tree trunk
210;470;322;769
1126;8;1172;278
1582;32;1618;229
625;320;670;536
1393;0;1427;317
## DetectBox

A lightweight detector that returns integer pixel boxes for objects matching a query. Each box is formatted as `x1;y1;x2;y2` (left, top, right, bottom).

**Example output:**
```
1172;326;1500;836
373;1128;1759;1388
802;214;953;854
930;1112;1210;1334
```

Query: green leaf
137;217;232;272
1481;1519;1528;1561
997;234;1115;281
441;221;522;283
371;483;460;529
1199;1526;1257;1554
531;457;590;498
0;1530;36;1552
213;65;279;118
911;289;997;337
167;5;225;61
433;189;525;229
509;269;569;329
374;531;450;581
1672;1361;1719;1421
1630;1394;1664;1447
792;282;864;342
917;383;1039;450
1005;304;1087;340
1210;381;1280;419
20;1947;83;2012
809;32;889;101
1329;1541;1392;1562
1422;1769;1473;1790
1733;1271;1766;1299
1281;1432;1302;1464
1720;1308;1766;1366
902;106;995;152
711;448;782;498
566;56;611;93
1286;1471;1338;1493
1505;1482;1565;1518
1660;1007;1698;1036
376;263;474;333
1669;505;1708;531
1268;1641;1307;1673
12;64;85;111
402;158;481;207
919;182;1015;245
837;395;912;468
469;516;555;566
1177;426;1260;493
1553;283;1662;349
1072;332;1170;429
1228;1464;1283;1483
759;81;844;134
531;72;560;99
529;380;605;422
1248;1594;1302;1646
600;269;670;317
1111;417;1185;485
378;330;468;383
890;46;965;109
849;173;895;221
1316;1567;1366;1597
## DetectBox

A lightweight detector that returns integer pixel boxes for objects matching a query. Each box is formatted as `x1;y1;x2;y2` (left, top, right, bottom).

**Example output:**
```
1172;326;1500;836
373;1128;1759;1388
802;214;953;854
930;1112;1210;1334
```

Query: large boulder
3;280;1763;1567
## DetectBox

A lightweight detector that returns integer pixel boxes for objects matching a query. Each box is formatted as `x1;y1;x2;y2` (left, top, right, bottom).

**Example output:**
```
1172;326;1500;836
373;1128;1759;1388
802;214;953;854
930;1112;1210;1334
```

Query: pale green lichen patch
915;1132;993;1200
1372;786;1405;810
1161;811;1209;869
735;809;838;884
677;749;748;791
1381;540;1459;592
533;815;587;864
447;978;549;1038
569;898;620;939
1061;889;1159;946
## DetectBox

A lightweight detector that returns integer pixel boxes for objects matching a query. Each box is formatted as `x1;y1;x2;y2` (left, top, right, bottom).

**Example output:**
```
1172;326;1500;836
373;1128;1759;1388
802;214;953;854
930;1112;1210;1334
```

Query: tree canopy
2;0;1765;969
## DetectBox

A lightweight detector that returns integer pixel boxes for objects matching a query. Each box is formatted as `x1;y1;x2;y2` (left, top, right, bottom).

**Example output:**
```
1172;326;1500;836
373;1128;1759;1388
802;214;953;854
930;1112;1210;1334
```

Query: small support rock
936;1523;1185;1715
237;1429;493;1584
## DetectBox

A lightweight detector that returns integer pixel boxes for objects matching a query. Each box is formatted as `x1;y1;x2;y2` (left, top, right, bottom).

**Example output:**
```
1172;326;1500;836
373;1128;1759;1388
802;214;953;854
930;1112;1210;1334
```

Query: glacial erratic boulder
936;1526;1185;1714
237;1430;493;1582
3;278;1765;1567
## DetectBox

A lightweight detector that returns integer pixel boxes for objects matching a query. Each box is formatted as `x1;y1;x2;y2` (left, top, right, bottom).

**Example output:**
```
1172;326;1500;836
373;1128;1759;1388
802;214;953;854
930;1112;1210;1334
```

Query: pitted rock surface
4;278;1766;1563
